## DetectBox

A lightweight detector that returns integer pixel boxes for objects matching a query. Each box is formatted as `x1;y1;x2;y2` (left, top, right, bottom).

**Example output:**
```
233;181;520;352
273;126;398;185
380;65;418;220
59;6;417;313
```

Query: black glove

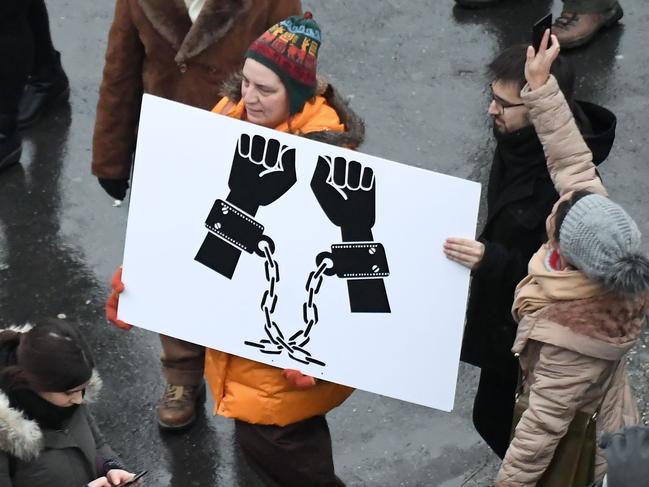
598;425;649;487
98;178;129;200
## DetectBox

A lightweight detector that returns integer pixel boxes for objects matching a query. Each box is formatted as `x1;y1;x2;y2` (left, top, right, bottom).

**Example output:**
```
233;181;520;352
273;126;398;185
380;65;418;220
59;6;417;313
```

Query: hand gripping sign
195;134;390;367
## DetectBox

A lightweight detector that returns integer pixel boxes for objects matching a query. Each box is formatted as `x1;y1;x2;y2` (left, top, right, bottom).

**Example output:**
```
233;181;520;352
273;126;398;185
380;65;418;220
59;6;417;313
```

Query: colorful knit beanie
246;12;321;115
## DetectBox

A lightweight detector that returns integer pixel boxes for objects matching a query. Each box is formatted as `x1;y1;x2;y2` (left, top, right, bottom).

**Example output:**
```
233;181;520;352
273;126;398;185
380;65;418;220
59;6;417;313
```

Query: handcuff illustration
195;134;391;366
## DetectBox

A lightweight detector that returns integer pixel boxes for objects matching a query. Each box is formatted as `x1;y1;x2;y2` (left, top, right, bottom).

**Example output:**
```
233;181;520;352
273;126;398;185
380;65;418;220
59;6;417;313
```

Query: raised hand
227;133;297;215
525;29;561;91
311;155;376;241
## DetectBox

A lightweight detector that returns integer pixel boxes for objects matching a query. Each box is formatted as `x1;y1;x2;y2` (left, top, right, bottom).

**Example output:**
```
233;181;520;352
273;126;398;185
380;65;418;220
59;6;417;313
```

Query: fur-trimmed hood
219;72;365;149
0;326;102;462
138;0;252;63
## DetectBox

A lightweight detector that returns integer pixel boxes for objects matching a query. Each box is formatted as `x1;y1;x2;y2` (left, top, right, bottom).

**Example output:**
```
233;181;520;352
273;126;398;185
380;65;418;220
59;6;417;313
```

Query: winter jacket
461;100;615;373
0;364;119;487
92;0;302;180
203;77;364;426
495;76;648;486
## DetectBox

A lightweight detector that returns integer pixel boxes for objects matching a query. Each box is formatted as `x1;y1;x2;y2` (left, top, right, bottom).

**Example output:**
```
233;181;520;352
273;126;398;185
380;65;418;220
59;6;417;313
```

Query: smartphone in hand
115;470;147;487
532;13;553;51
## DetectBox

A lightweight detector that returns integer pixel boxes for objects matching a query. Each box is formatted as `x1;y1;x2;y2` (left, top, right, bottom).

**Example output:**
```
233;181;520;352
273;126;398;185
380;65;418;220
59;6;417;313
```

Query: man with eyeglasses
443;44;616;459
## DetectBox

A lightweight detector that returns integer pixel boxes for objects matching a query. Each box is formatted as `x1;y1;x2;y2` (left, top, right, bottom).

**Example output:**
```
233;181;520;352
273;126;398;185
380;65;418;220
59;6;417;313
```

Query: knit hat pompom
559;194;649;295
246;13;321;115
604;254;649;295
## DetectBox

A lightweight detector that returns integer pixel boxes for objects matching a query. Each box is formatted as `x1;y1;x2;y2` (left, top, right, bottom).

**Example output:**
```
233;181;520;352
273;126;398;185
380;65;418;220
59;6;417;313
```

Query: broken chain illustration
195;134;391;367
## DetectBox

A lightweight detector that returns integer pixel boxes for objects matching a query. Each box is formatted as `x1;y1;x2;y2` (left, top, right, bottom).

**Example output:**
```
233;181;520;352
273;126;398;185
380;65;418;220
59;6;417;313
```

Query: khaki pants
159;334;205;386
562;0;618;13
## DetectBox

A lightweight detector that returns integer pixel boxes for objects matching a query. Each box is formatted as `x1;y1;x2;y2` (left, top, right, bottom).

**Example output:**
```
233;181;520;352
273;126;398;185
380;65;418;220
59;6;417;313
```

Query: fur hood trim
138;0;251;64
220;72;365;149
0;370;102;461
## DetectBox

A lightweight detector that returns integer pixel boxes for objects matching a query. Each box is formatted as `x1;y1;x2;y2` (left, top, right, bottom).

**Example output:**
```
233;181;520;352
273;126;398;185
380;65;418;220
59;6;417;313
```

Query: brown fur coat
92;0;301;179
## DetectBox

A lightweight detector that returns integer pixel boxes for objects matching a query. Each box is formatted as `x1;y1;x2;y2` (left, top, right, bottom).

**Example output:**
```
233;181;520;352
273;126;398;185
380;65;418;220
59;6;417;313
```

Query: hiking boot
455;0;501;8
0;131;22;171
156;382;205;430
552;2;624;49
18;51;70;128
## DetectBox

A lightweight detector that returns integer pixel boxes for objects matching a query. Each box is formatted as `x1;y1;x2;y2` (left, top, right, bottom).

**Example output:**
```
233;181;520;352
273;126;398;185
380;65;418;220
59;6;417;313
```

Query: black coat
460;101;616;373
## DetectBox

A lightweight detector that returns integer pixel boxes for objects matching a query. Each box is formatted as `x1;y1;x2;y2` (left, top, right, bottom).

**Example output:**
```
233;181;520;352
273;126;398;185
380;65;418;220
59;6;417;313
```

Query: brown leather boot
156;382;205;430
553;2;623;49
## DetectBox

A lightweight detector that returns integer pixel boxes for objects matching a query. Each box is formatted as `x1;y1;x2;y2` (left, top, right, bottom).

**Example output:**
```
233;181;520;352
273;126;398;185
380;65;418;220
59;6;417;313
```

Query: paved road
1;0;647;485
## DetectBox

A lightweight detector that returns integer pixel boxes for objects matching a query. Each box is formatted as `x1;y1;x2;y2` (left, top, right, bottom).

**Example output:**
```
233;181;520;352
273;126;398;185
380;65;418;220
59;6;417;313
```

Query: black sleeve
473;238;536;286
86;407;126;474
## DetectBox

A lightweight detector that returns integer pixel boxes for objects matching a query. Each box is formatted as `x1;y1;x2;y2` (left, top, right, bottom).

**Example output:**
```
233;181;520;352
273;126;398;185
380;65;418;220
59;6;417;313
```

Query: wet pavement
1;0;648;485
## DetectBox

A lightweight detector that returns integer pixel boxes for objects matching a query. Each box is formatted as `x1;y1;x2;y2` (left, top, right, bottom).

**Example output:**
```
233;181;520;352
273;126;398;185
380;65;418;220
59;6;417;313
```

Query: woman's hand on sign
106;266;133;331
525;29;561;91
443;237;485;270
283;369;317;389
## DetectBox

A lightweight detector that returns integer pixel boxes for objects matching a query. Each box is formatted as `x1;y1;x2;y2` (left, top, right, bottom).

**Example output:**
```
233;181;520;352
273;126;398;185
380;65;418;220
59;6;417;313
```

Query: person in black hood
0;319;138;487
443;44;616;459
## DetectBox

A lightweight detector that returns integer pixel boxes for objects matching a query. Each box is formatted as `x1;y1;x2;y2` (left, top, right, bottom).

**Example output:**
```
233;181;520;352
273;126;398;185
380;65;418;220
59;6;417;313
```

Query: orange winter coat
204;78;365;425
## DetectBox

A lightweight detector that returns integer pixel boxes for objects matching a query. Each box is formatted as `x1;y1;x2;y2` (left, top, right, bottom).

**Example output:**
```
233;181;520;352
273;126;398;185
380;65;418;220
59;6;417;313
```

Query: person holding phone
445;36;616;458
0;319;140;487
496;31;649;486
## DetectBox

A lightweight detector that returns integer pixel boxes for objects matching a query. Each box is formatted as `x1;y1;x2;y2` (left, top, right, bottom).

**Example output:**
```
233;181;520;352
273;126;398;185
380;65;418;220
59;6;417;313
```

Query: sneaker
156;382;205;430
18;51;70;128
553;2;624;49
0;131;22;171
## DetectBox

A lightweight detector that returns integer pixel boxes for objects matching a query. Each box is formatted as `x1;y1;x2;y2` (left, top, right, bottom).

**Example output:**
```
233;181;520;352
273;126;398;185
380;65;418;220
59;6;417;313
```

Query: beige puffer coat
495;76;649;486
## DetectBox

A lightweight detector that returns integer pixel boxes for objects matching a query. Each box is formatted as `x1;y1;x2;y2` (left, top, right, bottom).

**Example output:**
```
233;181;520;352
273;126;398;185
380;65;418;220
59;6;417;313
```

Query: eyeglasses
490;83;525;115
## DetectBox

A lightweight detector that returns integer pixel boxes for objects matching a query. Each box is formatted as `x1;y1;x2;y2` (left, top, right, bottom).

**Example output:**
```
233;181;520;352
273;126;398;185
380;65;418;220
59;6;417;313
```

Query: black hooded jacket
460;100;616;372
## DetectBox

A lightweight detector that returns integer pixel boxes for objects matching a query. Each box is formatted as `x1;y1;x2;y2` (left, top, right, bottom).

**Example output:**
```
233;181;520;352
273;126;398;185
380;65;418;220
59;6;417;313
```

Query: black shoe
0;132;22;171
455;0;501;8
18;52;70;129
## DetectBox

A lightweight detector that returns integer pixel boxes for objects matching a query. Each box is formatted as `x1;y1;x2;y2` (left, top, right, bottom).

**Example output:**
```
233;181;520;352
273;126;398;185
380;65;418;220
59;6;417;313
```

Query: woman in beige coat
495;32;649;486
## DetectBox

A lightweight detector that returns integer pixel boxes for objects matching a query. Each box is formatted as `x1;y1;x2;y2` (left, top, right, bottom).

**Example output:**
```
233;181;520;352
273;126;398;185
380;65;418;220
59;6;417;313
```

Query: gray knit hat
560;194;649;295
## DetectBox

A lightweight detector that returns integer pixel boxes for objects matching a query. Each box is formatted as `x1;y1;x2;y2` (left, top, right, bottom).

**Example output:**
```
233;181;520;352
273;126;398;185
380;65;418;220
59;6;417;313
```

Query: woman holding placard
108;13;366;486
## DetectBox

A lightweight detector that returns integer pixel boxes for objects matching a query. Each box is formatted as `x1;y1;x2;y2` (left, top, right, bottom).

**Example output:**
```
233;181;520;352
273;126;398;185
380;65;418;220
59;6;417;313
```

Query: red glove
282;369;317;389
105;267;133;331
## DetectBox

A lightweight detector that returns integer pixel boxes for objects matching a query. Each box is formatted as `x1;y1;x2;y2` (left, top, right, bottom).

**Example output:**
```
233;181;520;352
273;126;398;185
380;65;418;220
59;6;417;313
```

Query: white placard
120;94;480;411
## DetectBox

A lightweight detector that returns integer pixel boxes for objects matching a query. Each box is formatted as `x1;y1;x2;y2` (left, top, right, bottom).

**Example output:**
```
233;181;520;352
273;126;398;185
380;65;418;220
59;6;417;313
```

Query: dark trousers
472;360;519;459
235;416;345;487
0;0;57;130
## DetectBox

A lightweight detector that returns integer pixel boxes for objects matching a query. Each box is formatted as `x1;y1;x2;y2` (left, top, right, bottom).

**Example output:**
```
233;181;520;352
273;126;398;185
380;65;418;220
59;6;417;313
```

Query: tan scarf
512;244;606;321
